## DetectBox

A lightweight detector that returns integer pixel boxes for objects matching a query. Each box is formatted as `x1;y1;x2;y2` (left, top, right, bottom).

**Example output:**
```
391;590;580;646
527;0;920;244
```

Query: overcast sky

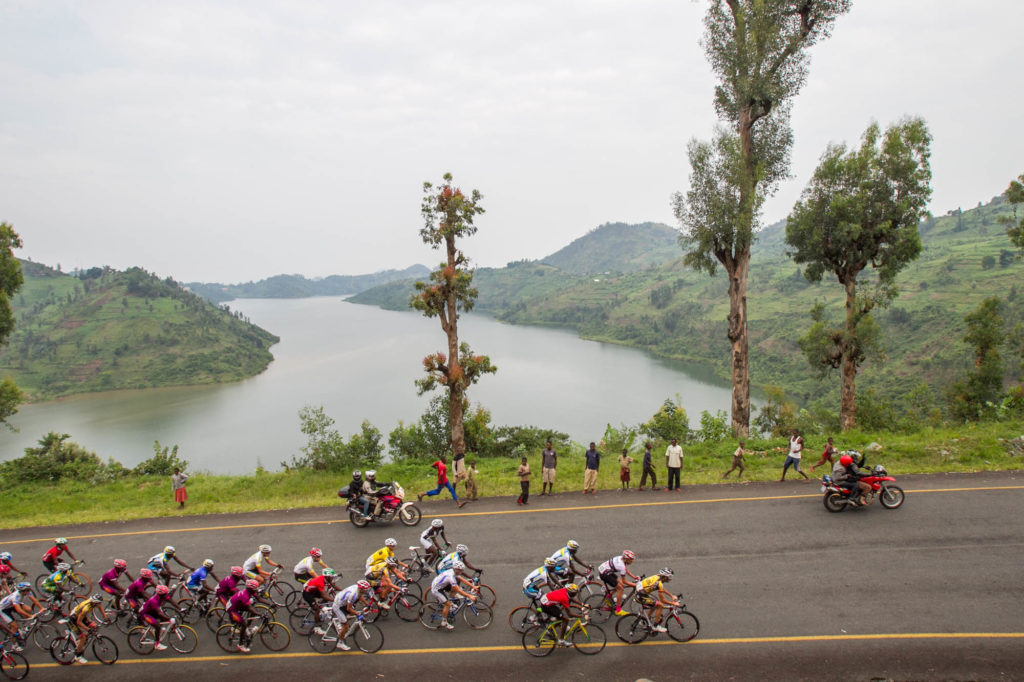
2;1;1021;283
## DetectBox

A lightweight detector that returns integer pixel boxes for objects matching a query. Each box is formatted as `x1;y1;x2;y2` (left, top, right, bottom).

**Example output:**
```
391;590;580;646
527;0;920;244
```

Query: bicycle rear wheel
115;609;137;635
177;597;204;625
264;581;295;610
30;622;57;651
0;649;29;680
462;602;493;630
583;593;614;624
614;614;649;644
169;624;198;654
127;626;156;655
571;622;606;655
215;624;240;653
290;606;318;636
351;622;383;653
508;605;540;633
308;628;337;654
394;594;422;622
665;609;699;642
403;562;424;583
259;622;291;651
521;624;556;657
92;634;119;664
49;635;76;665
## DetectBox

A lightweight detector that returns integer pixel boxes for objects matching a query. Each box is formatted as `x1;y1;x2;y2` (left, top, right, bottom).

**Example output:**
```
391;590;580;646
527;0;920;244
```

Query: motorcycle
820;460;905;513
344;481;423;528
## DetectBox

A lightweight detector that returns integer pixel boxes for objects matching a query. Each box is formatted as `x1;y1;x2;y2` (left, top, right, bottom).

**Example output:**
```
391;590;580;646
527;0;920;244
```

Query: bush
287;406;383;471
696;410;730;443
0;432;116;484
133;440;189;476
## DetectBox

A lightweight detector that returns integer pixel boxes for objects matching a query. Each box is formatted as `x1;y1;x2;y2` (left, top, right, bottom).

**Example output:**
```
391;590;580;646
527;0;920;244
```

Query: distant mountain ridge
187;265;431;303
539;221;681;274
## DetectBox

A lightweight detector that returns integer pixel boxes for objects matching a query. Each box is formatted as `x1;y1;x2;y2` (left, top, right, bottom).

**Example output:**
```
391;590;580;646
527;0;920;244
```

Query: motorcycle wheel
823;492;847;513
399;504;422;527
879;485;905;509
349;510;369;528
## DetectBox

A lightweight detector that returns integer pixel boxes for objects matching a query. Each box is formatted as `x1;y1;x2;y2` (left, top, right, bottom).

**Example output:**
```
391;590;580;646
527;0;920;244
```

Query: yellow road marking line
26;632;1024;668
4;485;1023;545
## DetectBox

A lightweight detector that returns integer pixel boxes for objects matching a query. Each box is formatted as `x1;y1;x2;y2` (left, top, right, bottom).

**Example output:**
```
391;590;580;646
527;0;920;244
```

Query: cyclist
97;559;134;602
538;582;586;646
69;594;109;663
0;552;28;583
634;567;680;632
242;545;281;586
214;566;246;608
365;557;405;609
365;538;408;573
40;562;73;599
598;550;639;617
138;584;174;651
0;582;43;652
41;538;78;573
548;540;592;585
225;579;261;653
522;558;557;601
437;544;480;575
429;560;477;630
293;548;329;586
329;580;372;650
301;567;337;610
124;568;156;612
420;518;449;568
184;559;219;599
147;546;193;585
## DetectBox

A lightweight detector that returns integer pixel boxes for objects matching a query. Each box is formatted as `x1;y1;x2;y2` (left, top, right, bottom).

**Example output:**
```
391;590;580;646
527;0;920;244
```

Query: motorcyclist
833;453;871;505
349;470;372;520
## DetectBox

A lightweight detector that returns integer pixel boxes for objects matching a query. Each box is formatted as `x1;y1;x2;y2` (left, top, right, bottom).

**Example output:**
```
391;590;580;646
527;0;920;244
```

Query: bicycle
35;561;92;597
468;570;497;608
614;594;700;644
418;593;493;630
258;569;297;611
307;611;383;654
215;611;290;654
522;610;606;656
36;589;86;624
582;575;639;624
0;641;29;680
10;615;58;652
363;585;423;623
49;621;118;665
403;544;448;583
173;586;218;625
205;601;274;634
127;617;199;655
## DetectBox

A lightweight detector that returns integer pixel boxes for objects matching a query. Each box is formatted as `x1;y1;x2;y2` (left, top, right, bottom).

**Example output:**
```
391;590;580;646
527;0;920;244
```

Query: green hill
351;195;1024;410
0;262;279;400
539;221;681;274
187;265;431;303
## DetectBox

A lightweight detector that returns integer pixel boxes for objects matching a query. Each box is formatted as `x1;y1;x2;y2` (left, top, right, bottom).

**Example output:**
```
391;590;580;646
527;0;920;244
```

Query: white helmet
431;519;444;528
451;560;466;572
384;538;397;548
259;544;272;554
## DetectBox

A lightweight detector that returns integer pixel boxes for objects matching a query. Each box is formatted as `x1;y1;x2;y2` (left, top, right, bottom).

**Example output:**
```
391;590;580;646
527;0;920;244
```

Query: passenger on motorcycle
363;470;387;517
833;454;871;505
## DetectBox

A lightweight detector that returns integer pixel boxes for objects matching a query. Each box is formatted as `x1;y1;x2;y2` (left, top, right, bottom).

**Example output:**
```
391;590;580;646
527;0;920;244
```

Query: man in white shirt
665;439;683;491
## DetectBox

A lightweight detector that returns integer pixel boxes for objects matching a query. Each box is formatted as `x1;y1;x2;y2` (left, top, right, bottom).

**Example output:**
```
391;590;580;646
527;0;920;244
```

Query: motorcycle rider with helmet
349;470;372;520
833;453;871;505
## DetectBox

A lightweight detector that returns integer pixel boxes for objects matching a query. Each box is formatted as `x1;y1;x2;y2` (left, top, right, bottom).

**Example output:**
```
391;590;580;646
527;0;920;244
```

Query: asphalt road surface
2;470;1022;681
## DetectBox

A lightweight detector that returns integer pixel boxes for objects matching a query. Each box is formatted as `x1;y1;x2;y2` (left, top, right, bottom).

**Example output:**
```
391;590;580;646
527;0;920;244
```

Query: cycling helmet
352;470;362;480
259;544;272;554
431;519;444;528
16;582;31;592
366;470;376;480
384;557;398;567
621;550;636;562
384;538;397;548
155;585;170;596
323;568;337;578
245;579;260;591
543;558;557;568
113;559;127;570
310;548;323;558
139;568;154;580
56;538;68;545
566;540;580;552
839;454;853;467
90;594;103;604
0;552;11;561
203;559;215;568
356;580;371;591
451;560;465;572
456;544;468;555
230;566;244;577
164;545;175;555
658;567;674;579
566;583;580;594
56;562;71;572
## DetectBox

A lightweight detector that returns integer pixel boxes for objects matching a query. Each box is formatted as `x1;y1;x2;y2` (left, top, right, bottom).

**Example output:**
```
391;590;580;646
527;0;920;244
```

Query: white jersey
598;556;627;576
242;552;264;573
523;566;550;589
548;547;573;567
0;591;22;611
333;585;361;607
431;569;458;592
294;556;315;575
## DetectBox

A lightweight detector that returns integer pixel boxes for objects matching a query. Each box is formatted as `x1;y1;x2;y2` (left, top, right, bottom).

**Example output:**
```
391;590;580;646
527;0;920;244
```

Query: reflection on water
0;298;736;474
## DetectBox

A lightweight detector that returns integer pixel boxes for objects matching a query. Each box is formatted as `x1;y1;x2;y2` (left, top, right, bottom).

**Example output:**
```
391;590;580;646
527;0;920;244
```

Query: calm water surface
0;298;736;473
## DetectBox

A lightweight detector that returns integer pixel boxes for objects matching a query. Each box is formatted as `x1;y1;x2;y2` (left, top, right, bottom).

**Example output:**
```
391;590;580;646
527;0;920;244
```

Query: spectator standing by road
465;459;479;501
171;468;189;509
618;449;633;491
638;442;659;490
781;429;809;481
418;456;466;508
452;449;468;495
665;439;683;492
540;441;557;496
723;441;747;479
517;457;531;505
810;437;837;472
583;442;601;495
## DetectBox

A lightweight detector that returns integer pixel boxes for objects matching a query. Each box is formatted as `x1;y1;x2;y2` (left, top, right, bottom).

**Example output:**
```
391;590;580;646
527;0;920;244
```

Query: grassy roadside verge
3;421;1022;530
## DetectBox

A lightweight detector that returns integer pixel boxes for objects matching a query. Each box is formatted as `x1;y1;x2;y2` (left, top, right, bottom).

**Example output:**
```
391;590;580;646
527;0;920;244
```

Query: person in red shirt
301;568;337;610
417;456;466;508
42;538;77;573
538;583;585;645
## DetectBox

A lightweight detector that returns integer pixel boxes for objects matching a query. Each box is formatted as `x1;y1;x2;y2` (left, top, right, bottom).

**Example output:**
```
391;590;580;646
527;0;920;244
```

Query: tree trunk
445;234;465;457
840;278;857;431
727;251;751;438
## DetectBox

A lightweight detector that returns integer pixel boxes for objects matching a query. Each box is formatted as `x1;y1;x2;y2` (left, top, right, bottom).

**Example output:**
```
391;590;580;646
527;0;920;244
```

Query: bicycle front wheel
31;622;57;651
521;624;556;657
259;622;291;651
665;609;700;642
462;601;493;630
572;621;606;655
583;593;614;624
49;635;76;665
351;622;383;653
475;583;497;608
0;649;29;680
403;562;424;583
205;607;226;633
68;572;93;597
127;626;156;655
177;597;204;625
92;634;119;664
265;581;295;610
615;614;649;644
169;624;198;654
417;602;442;630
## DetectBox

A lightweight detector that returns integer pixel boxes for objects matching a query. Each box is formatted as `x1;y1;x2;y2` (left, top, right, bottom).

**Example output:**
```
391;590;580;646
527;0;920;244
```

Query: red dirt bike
821;463;905;513
346;481;423;528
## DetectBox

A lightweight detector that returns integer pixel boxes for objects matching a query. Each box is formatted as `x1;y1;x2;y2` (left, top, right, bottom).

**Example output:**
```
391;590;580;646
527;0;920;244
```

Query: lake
0;298;736;473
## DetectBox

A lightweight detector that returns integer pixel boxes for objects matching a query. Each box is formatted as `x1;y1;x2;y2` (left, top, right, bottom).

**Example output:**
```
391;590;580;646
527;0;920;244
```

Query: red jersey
431;460;448;485
540;587;570;608
303;574;328;594
42;545;66;562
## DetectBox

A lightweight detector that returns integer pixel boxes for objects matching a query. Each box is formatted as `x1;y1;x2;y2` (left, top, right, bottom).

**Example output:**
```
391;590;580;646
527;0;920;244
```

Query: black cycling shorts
600;571;619;589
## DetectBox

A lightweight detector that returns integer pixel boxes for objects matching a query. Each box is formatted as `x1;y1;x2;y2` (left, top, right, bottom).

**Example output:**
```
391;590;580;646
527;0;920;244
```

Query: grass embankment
3;421;1022;531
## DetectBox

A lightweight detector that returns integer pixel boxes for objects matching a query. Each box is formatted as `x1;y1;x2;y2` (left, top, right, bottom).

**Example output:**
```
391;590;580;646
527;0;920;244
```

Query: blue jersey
186;566;210;589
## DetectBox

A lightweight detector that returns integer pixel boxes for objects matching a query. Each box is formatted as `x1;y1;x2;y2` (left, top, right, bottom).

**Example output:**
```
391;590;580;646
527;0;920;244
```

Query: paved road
3;470;1023;681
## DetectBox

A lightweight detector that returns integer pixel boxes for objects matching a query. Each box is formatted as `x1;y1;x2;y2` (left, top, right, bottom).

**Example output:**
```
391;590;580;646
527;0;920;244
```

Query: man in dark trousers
638;442;659;490
583;442;601;495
